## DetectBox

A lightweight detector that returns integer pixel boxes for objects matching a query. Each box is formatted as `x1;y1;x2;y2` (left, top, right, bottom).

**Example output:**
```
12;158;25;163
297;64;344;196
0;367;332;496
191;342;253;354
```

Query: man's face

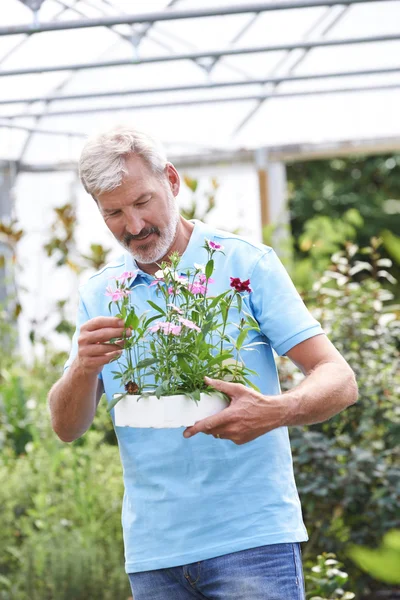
96;154;180;264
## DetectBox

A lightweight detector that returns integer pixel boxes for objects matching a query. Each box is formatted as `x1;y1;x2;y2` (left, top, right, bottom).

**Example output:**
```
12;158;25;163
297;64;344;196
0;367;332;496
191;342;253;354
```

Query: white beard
125;191;180;264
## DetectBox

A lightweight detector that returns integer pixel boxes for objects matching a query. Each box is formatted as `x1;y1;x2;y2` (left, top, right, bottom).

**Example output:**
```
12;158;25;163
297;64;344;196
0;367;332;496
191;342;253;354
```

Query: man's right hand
77;316;130;375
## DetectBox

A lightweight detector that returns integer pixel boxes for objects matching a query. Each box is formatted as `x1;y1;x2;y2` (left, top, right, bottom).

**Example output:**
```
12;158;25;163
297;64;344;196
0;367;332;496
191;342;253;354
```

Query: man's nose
124;207;145;235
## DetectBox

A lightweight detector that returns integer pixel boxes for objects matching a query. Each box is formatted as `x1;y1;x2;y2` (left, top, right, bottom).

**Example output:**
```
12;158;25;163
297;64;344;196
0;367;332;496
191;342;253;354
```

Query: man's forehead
98;184;151;207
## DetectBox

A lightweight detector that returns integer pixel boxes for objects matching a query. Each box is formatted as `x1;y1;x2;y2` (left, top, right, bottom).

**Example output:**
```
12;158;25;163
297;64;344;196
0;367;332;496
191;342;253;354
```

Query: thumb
204;376;245;398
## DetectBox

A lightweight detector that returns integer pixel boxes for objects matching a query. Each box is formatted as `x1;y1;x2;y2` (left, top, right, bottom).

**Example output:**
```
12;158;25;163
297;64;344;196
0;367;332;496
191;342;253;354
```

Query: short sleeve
63;292;103;380
249;249;324;356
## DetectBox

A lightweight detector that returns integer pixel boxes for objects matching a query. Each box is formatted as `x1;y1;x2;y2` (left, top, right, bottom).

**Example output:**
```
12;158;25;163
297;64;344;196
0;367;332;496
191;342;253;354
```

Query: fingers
204;376;246;397
183;410;231;439
84;343;125;357
77;317;130;373
83;316;125;331
77;349;123;374
83;327;129;344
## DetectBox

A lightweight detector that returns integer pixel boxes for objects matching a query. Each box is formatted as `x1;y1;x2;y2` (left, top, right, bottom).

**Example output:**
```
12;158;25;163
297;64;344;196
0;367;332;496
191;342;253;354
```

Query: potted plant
105;239;262;428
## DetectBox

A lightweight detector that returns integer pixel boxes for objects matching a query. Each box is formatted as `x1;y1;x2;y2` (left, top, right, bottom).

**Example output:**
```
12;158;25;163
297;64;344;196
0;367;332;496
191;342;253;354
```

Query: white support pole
0;164;12;304
268;161;292;263
254;149;292;263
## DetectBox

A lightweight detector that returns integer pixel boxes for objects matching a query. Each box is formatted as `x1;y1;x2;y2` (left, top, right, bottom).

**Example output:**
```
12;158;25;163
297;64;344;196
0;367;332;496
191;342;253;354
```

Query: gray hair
79;125;168;197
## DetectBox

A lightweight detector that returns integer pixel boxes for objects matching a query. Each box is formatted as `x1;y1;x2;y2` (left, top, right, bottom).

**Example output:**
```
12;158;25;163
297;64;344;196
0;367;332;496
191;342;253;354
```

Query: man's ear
165;163;180;197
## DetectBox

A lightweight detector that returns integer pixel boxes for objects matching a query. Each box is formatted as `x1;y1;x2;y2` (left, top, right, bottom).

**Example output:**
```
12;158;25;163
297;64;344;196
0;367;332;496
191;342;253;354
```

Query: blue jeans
128;543;305;599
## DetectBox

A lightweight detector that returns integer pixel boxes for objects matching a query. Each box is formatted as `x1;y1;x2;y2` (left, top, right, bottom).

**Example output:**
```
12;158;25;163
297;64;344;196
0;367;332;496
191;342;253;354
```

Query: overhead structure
0;0;399;167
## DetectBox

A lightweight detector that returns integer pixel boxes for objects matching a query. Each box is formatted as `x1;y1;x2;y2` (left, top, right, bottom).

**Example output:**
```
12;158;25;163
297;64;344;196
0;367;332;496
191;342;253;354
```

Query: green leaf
183;175;198;192
242;310;260;330
143;315;161;328
135;357;158;369
212;351;234;365
349;544;400;584
209;291;229;309
191;389;201;402
236;293;242;314
242;378;260;392
202;317;214;337
147;300;166;315
125;311;139;330
154;382;168;399
236;328;249;351
242;341;266;349
177;354;191;373
381;229;400;265
107;393;126;412
205;259;214;279
344;208;364;228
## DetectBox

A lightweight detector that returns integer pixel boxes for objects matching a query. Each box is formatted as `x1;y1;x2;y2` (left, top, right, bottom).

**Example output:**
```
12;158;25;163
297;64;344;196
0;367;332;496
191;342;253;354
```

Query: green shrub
279;242;400;595
0;430;130;600
304;553;355;599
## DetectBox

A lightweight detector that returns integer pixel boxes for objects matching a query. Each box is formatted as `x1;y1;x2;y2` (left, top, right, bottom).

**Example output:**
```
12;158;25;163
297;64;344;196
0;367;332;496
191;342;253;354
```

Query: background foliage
0;154;399;598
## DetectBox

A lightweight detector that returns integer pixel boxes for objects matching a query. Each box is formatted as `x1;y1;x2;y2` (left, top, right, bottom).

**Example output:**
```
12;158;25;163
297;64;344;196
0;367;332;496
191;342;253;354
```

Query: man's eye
137;200;149;207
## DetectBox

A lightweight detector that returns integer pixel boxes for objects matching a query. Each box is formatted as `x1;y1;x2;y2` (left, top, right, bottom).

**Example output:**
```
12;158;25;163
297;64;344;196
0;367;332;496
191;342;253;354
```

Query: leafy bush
279;241;400;595
305;553;355;599
287;153;400;295
0;429;130;600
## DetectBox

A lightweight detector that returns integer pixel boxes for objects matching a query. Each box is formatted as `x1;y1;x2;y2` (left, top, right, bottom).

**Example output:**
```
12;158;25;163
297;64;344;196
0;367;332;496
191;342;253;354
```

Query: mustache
123;227;160;245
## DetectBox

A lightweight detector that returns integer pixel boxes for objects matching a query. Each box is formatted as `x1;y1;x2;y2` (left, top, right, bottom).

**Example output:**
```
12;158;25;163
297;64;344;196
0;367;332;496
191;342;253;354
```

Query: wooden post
255;148;270;231
258;167;270;228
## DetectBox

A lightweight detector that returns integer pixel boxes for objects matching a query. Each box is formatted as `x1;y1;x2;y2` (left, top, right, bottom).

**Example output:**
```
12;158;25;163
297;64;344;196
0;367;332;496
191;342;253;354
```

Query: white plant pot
113;392;229;428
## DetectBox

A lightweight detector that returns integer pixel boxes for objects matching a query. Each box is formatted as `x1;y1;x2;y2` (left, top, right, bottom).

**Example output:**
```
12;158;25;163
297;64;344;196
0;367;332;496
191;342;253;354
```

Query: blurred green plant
44;203;79;271
305;553;355;599
381;229;400;265
180;175;218;222
349;530;400;585
287;153;400;296
0;426;129;600
80;243;111;271
279;239;400;596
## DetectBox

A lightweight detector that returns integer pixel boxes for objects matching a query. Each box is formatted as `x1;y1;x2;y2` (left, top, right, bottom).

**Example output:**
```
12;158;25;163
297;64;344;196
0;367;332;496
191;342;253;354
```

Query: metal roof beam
1;32;399;78
233;3;351;133
0;120;85;136
16;135;400;173
2;65;400;106
1;0;395;36
4;82;400;120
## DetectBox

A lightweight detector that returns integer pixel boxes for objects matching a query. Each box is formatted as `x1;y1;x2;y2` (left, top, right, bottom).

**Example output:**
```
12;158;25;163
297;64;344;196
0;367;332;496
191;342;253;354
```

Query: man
48;126;358;600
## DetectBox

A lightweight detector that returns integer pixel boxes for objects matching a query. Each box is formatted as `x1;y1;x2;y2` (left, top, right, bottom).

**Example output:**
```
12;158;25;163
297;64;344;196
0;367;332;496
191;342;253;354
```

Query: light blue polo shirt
65;220;324;574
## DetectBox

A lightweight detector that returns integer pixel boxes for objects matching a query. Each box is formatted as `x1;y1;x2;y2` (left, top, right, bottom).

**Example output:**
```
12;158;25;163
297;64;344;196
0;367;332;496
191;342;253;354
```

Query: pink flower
187;282;207;295
167;303;183;314
149;321;182;335
207;239;224;251
198;274;215;285
230;277;252;293
179;317;201;332
116;271;136;283
105;286;131;302
168;324;182;335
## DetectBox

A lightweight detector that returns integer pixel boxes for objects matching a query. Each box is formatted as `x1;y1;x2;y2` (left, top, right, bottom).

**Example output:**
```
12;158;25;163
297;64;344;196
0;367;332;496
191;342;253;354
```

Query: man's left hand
183;376;286;445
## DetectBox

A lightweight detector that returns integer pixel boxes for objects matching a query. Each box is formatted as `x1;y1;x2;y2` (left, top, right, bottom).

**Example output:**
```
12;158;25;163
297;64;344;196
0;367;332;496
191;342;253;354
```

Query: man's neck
136;218;195;275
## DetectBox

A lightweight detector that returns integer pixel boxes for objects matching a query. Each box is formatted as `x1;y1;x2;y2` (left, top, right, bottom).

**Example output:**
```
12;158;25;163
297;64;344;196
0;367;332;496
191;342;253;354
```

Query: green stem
218;294;234;378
